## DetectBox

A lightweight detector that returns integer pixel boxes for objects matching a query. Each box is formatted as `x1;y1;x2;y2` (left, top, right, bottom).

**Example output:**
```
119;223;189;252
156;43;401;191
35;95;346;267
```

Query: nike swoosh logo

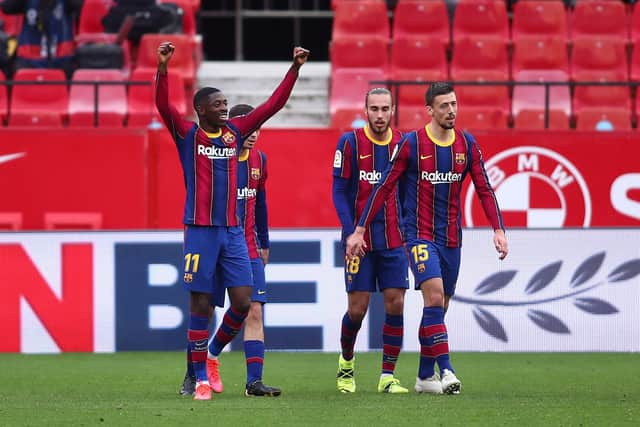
0;152;26;165
257;290;266;295
359;154;372;159
420;154;433;160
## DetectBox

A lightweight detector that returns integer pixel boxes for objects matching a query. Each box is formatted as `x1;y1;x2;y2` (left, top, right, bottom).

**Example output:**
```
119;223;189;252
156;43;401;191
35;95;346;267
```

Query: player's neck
364;125;392;145
426;122;453;144
199;123;221;133
239;148;250;161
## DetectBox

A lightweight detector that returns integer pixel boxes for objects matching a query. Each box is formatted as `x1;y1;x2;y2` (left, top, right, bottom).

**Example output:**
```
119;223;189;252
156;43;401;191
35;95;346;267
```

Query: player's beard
368;119;389;135
441;116;455;129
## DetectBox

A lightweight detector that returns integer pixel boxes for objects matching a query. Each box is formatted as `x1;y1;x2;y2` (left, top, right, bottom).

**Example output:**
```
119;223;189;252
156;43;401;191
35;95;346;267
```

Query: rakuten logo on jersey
359;170;381;184
237;187;257;199
197;145;236;159
421;171;462;184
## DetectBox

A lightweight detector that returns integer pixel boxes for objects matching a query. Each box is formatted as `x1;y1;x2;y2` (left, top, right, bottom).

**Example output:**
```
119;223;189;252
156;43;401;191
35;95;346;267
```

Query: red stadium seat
630;42;640;81
575;110;632;131
0;9;23;36
451;37;509;77
513;110;570;130
68;69;127;127
78;0;113;37
397;105;428;130
330;108;368;130
512;70;571;119
512;37;568;77
332;0;389;40
390;36;448;107
127;68;188;127
570;0;628;42
511;0;568;42
512;37;571;119
330;68;386;128
392;0;450;49
330;37;389;70
135;34;196;89
452;0;508;44
451;37;510;123
631;4;640;45
571;37;630;114
0;71;7;124
10;69;68;127
0;212;23;230
455;108;509;130
44;212;103;230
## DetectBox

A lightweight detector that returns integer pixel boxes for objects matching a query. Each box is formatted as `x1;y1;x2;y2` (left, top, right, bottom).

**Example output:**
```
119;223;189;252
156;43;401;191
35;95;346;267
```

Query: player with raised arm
156;41;309;401
332;88;409;394
346;82;508;395
180;104;280;398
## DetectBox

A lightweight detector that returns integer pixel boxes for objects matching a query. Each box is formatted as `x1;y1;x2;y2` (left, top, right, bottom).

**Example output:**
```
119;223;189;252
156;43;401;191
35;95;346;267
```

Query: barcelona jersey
237;149;268;259
155;68;298;226
359;126;504;247
333;126;404;251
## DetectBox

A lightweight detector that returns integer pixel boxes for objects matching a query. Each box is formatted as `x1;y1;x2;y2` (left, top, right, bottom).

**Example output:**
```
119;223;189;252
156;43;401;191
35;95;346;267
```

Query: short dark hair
365;87;393;107
229;104;254;119
193;87;221;110
425;82;454;106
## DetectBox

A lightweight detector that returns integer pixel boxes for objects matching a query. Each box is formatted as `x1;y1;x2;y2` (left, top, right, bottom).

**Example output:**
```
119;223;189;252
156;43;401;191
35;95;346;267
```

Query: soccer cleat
179;372;196;396
336;354;356;393
206;358;223;393
193;382;212;400
441;369;461;395
377;376;409;393
414;375;443;394
244;380;282;397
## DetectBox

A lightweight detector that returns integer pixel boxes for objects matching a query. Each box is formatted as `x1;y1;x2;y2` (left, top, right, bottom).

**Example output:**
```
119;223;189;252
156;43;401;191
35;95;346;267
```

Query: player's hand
259;248;270;266
346;227;367;258
494;229;508;260
157;41;175;66
292;46;310;68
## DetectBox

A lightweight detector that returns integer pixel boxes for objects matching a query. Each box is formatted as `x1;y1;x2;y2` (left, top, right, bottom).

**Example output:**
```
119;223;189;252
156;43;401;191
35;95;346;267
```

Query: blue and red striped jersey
237;149;268;259
359;126;504;247
155;68;297;226
333;126;404;251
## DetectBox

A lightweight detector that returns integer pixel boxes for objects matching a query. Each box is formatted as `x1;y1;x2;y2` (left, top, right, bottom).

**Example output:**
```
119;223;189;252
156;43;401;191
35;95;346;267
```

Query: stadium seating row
0;68;187;127
333;0;640;45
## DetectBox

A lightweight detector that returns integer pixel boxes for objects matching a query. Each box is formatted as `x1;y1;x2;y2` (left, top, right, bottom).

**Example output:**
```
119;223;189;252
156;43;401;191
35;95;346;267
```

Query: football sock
208;306;248;357
340;312;362;361
420;306;454;378
244;340;265;385
188;313;209;382
186;345;194;377
382;313;403;375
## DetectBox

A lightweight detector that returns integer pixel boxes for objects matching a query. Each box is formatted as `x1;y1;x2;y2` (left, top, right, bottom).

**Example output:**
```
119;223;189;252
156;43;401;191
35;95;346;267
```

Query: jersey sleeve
358;136;410;228
228;66;299;141
155;71;194;146
466;132;505;231
255;151;269;248
332;133;353;179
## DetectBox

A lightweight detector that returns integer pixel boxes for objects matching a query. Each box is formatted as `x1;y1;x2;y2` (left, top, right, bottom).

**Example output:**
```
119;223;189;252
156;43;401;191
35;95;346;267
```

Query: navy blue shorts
212;257;266;307
405;239;461;296
182;225;253;296
344;246;409;293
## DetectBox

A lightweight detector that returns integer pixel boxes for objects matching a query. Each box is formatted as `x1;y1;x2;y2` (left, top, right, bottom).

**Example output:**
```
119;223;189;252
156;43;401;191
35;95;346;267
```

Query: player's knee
190;292;210;315
348;306;367;323
246;303;263;326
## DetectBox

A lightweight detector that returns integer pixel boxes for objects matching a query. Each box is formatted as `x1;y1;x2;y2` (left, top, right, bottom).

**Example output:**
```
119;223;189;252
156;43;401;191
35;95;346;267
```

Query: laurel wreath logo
452;253;640;342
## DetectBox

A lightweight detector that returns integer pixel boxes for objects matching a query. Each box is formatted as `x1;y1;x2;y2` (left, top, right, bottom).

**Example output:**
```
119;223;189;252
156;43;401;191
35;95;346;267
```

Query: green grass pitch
0;352;638;426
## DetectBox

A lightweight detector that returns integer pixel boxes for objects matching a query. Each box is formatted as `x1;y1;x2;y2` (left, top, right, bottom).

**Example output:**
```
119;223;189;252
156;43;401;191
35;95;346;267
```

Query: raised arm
466;133;508;259
230;47;310;139
155;41;194;142
346;138;410;257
